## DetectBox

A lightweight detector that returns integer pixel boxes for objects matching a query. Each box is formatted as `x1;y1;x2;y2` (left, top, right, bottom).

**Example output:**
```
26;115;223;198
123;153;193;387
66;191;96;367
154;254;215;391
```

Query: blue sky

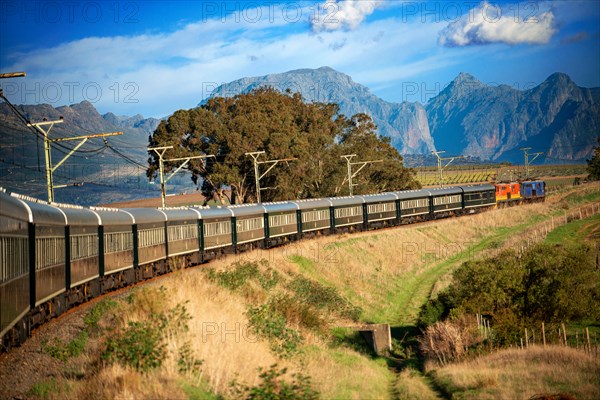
1;0;599;118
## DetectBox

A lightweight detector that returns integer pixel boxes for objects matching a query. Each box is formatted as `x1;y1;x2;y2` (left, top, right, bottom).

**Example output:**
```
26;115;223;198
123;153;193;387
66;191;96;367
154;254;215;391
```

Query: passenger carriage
263;202;299;245
362;193;399;227
0;191;32;347
162;207;202;260
328;196;365;231
291;198;332;234
429;187;463;216
229;204;266;248
395;189;431;221
194;206;233;253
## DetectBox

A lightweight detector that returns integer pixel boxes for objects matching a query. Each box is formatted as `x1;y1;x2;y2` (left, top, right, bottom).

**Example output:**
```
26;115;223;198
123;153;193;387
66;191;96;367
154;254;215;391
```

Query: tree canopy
148;88;419;204
586;137;600;181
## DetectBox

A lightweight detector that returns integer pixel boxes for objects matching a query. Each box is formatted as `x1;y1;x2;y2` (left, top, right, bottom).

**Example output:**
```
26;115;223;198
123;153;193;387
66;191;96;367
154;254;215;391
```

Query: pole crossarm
0;72;26;79
520;147;544;179
245;151;297;203
257;158;297;180
149;146;215;207
340;154;383;196
27;119;122;203
164;155;215;184
432;150;465;188
51;132;122;142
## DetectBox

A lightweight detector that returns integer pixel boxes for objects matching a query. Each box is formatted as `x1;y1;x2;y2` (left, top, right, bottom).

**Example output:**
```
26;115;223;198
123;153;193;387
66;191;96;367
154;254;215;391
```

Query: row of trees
147;88;419;204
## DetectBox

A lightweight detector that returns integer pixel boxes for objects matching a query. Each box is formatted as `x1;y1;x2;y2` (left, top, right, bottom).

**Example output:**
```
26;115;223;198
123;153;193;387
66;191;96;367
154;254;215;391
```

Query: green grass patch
41;331;89;362
180;380;222;400
544;213;599;246
28;378;65;398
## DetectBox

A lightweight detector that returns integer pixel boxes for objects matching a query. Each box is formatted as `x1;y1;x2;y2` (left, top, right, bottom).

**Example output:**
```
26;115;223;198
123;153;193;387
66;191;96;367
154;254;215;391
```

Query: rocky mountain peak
202;67;435;154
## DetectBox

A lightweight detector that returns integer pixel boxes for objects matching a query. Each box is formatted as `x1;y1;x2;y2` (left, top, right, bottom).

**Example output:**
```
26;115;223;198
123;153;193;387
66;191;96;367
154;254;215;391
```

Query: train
0;180;545;351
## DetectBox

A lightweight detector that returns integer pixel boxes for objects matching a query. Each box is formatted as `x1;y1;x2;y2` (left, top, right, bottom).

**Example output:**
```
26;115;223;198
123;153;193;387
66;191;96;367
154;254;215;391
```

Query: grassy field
23;182;600;399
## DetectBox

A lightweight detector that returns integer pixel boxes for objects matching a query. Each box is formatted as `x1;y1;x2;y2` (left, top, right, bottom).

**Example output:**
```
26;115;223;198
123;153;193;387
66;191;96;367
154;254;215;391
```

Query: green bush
231;364;319;400
83;299;118;334
41;331;89;362
103;318;167;372
246;304;303;358
287;276;361;321
102;302;193;372
206;260;280;291
420;243;600;347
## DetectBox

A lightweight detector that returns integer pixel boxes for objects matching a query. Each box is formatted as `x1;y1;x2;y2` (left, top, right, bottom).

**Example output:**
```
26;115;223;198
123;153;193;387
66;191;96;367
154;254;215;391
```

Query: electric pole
432;150;465;188
0;71;26;100
245;151;297;203
340;154;383;196
520;147;543;179
27;119;122;202
149;146;215;207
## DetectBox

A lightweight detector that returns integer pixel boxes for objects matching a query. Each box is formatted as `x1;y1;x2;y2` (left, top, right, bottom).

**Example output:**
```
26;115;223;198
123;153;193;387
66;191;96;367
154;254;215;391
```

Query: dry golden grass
393;368;441;400
430;345;600;400
158;269;280;394
300;345;393;400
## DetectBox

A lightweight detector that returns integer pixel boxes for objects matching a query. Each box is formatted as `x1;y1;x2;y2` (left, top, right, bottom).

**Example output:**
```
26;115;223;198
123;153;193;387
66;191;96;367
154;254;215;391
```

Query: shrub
102;301;193;372
41;331;89;362
206;260;280;291
287;276;361;321
103;318;167;372
83;299;118;334
246;304;303;358
230;364;319;400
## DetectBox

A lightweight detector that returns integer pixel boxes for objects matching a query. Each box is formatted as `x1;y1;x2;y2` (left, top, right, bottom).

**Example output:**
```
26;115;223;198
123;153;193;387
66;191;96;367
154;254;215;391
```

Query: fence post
525;328;529;348
562;323;567;347
542;322;546;348
586;327;591;354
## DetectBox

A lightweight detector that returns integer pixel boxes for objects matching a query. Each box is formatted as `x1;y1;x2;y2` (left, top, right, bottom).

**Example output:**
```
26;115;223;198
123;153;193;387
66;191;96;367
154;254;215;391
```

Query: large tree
587;137;600;181
148;88;419;204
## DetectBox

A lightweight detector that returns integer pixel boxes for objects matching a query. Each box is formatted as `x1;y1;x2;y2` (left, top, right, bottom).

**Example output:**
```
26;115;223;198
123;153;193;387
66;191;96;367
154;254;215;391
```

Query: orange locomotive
495;182;522;205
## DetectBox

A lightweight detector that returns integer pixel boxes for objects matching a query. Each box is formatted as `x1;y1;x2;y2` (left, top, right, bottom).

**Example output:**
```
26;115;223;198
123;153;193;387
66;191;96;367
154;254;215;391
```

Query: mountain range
206;67;599;163
1;67;597;204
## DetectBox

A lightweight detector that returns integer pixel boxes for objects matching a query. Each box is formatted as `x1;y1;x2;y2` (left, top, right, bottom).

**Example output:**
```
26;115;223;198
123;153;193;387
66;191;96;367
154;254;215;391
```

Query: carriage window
204;221;232;237
168;224;198;241
71;233;98;260
367;202;396;214
269;213;297;227
236;217;264;233
0;235;28;282
334;206;362;219
302;209;329;223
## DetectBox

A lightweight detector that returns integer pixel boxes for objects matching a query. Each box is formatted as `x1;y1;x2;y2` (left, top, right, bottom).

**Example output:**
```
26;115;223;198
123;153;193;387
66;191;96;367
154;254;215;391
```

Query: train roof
393;189;432;200
361;192;399;203
190;206;233;219
160;207;202;221
328;196;365;207
121;208;167;224
459;184;496;193
60;207;101;226
90;207;136;225
263;201;299;213
289;198;333;210
229;204;267;218
8;193;68;225
428;186;463;196
0;190;33;223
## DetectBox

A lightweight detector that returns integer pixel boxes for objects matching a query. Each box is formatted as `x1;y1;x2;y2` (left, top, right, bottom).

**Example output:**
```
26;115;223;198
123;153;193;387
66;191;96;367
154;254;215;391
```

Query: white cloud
439;1;556;47
311;0;383;31
1;4;466;117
